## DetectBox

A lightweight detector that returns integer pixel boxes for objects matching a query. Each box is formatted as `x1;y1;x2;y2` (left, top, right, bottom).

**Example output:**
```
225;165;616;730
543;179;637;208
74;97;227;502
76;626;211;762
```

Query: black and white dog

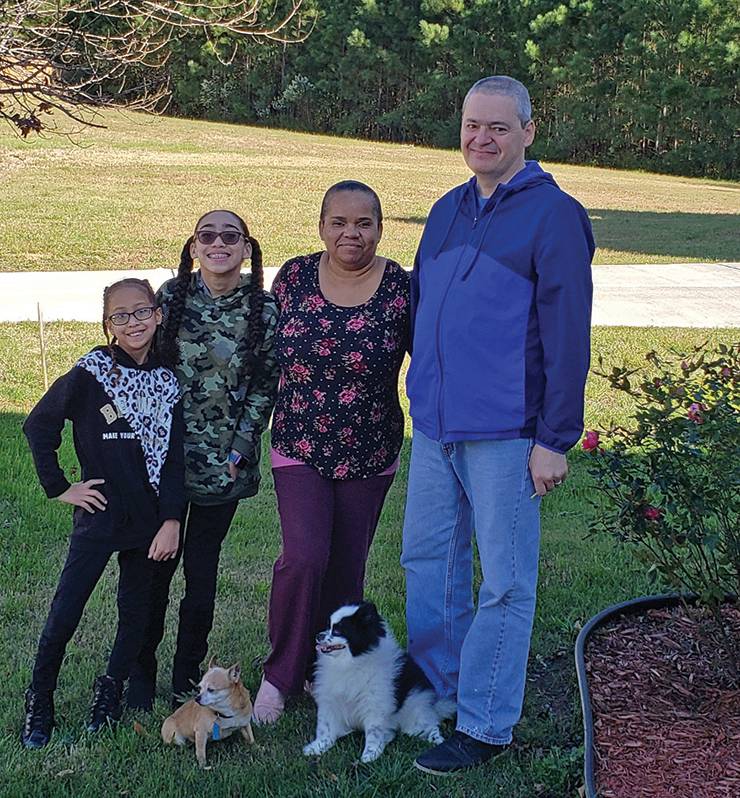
303;602;455;762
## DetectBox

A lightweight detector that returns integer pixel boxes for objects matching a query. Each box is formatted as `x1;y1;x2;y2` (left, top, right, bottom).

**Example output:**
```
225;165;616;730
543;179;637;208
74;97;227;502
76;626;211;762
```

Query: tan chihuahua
161;656;255;767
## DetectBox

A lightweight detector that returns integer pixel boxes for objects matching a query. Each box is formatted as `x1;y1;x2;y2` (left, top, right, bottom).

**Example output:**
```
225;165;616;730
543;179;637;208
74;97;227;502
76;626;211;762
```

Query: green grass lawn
0;322;736;797
1;112;738;272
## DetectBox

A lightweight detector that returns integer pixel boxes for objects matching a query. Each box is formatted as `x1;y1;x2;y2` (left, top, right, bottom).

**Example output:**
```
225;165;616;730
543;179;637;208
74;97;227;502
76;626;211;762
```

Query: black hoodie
23;346;184;552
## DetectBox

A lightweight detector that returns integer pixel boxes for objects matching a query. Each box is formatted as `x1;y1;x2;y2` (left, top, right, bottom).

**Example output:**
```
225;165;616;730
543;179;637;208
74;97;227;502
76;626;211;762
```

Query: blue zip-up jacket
407;161;594;454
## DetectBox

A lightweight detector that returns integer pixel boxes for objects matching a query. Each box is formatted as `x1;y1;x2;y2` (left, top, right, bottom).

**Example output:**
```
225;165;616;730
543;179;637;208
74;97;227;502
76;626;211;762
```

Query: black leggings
132;500;238;696
32;543;153;692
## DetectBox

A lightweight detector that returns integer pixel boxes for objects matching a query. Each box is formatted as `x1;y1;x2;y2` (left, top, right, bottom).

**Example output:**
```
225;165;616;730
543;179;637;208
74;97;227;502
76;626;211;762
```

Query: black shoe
172;662;200;708
21;688;54;749
414;731;508;775
126;678;155;712
127;660;156;712
87;675;123;732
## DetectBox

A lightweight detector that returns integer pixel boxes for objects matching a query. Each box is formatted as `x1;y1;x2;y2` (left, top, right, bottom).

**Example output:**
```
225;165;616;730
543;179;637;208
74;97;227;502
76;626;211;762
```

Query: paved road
1;262;738;327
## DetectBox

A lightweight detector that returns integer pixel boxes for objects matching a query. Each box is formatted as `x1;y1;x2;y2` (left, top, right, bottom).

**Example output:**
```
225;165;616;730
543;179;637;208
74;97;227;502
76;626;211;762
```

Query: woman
127;209;279;709
253;181;410;723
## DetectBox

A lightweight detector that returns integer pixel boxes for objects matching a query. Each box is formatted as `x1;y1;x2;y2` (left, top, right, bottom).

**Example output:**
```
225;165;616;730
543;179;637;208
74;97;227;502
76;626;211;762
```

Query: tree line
168;0;738;179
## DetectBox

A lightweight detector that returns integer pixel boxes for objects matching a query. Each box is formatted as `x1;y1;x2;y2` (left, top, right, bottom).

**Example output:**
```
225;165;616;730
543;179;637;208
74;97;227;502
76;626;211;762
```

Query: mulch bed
586;603;740;798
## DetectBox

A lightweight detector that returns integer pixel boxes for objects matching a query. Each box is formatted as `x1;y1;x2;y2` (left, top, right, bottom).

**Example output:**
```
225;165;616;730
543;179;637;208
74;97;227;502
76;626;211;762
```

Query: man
401;75;594;774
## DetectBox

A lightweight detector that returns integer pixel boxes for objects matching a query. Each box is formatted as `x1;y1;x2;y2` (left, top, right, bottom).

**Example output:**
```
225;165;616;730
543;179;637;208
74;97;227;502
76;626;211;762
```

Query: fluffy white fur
303;605;455;763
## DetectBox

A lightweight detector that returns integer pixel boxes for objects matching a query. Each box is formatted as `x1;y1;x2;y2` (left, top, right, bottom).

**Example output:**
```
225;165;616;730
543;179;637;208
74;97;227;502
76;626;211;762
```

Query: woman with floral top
253;181;410;723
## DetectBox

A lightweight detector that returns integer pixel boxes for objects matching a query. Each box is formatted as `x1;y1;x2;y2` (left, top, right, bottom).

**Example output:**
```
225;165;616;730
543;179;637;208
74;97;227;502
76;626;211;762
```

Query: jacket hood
440;162;560;279
91;345;164;372
191;271;254;310
478;160;557;204
433;161;558;260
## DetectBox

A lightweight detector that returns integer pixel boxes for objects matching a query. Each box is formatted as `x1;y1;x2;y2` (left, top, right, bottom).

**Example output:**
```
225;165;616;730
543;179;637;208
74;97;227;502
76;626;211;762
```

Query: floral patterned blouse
271;252;410;480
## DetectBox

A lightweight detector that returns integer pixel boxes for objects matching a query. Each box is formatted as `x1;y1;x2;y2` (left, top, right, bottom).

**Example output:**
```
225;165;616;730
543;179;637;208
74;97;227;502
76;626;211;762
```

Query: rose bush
584;341;739;672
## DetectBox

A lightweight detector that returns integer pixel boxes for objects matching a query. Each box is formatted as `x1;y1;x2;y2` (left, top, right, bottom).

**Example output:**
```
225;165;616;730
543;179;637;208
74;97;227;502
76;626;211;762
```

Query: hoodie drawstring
460;195;502;281
433;185;469;258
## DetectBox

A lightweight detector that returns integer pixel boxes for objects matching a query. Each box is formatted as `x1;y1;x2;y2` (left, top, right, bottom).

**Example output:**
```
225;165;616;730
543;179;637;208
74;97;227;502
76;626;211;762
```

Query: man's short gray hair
463;76;532;127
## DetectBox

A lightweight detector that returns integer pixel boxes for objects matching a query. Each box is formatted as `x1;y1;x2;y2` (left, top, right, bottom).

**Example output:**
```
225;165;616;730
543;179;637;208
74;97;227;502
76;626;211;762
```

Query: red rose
643;506;662;522
582;430;600;451
687;402;704;424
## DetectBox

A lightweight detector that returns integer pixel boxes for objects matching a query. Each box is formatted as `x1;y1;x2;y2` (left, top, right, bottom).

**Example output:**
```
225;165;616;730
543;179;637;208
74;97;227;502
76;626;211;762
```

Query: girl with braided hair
128;210;279;709
21;278;184;748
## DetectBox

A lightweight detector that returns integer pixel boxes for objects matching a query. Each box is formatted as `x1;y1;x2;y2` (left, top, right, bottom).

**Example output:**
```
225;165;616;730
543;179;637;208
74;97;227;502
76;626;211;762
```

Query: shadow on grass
588;209;739;262
388;209;740;262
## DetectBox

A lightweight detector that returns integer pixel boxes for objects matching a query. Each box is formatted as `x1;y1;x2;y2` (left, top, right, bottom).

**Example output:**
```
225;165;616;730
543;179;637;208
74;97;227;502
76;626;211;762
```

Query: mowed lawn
0;322;736;798
1;112;738;272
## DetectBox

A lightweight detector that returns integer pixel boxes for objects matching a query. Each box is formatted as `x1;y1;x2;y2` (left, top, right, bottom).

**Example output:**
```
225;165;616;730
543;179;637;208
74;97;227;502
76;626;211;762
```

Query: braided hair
102;277;157;383
159;210;266;377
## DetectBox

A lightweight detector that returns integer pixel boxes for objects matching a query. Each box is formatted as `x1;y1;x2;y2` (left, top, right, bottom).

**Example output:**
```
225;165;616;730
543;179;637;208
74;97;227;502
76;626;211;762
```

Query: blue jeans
401;429;541;745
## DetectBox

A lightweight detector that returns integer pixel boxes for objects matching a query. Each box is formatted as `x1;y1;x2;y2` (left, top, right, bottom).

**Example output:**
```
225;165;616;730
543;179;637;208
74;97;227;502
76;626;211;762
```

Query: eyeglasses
194;230;245;245
107;306;156;326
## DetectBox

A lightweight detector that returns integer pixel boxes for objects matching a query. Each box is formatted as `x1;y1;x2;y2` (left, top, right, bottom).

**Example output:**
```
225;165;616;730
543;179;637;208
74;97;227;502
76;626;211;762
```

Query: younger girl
128;210;279;708
22;278;184;749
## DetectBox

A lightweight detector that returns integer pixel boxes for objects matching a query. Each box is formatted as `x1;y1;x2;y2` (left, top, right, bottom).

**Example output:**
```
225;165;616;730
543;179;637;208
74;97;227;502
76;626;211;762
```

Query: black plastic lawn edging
574;593;695;798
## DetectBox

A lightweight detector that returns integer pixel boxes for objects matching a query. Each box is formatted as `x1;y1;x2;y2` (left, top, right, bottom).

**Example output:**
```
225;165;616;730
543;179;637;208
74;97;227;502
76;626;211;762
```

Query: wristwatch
228;450;244;468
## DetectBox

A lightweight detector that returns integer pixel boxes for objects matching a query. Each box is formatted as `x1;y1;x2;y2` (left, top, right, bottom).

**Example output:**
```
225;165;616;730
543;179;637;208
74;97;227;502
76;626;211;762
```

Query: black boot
126;662;156;712
171;660;200;708
87;675;123;732
21;688;54;749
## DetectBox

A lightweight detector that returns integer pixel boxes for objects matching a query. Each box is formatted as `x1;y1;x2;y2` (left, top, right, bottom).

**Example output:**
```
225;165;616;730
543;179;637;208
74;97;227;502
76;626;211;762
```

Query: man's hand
148;519;180;561
56;479;107;513
529;444;568;497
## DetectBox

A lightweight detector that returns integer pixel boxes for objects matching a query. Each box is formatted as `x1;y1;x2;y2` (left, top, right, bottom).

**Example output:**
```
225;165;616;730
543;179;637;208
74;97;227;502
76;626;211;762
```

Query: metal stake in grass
37;302;48;391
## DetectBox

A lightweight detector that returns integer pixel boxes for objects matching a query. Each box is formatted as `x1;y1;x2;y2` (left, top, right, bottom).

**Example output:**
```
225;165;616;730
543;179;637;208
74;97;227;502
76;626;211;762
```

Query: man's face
460;92;535;188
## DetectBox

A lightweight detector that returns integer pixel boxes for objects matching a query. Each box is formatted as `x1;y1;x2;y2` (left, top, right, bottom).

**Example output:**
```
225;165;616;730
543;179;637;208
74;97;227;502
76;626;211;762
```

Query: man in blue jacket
402;75;594;774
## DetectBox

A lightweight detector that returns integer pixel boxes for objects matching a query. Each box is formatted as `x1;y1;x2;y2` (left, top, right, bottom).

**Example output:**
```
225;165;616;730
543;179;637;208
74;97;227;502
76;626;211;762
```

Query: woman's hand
56;479;107;513
227;449;244;481
148;519;180;561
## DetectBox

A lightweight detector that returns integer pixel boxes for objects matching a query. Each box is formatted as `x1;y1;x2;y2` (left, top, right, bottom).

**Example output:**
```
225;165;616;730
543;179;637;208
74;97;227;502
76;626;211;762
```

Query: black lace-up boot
21;688;55;749
87;675;123;732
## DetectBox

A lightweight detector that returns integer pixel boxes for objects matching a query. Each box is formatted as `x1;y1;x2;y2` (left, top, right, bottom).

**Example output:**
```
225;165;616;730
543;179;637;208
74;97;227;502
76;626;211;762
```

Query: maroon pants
264;465;394;695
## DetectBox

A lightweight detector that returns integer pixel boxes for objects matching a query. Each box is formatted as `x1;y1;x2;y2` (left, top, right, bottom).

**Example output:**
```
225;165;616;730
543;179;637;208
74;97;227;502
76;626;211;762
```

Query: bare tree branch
0;0;314;135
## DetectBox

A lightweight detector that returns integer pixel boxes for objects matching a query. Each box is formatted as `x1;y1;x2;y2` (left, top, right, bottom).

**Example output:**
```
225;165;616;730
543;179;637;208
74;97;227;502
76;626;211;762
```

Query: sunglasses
107;306;156;326
194;230;246;245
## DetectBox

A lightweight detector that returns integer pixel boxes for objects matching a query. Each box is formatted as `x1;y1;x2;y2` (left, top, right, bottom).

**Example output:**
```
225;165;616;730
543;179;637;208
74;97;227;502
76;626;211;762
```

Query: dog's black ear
355;601;386;640
357;601;378;621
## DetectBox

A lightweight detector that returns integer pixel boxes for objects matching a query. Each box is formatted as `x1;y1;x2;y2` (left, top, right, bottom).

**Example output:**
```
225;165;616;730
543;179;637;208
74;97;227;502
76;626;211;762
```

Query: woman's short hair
320;181;383;225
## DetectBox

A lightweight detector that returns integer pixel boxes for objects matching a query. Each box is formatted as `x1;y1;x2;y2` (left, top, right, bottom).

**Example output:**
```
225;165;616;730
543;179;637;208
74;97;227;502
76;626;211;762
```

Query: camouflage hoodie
157;272;279;505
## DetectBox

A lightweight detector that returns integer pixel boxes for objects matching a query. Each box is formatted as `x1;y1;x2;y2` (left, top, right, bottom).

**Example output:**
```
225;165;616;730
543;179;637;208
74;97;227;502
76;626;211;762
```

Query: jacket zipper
434;210;479;440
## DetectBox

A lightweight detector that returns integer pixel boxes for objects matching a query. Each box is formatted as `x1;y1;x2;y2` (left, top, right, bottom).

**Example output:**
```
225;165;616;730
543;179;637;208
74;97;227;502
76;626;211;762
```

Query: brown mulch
586;603;740;798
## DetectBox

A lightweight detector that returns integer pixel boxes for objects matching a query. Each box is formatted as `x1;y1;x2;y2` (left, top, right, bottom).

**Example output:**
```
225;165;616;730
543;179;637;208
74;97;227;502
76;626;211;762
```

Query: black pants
132;500;238;696
32;543;153;693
